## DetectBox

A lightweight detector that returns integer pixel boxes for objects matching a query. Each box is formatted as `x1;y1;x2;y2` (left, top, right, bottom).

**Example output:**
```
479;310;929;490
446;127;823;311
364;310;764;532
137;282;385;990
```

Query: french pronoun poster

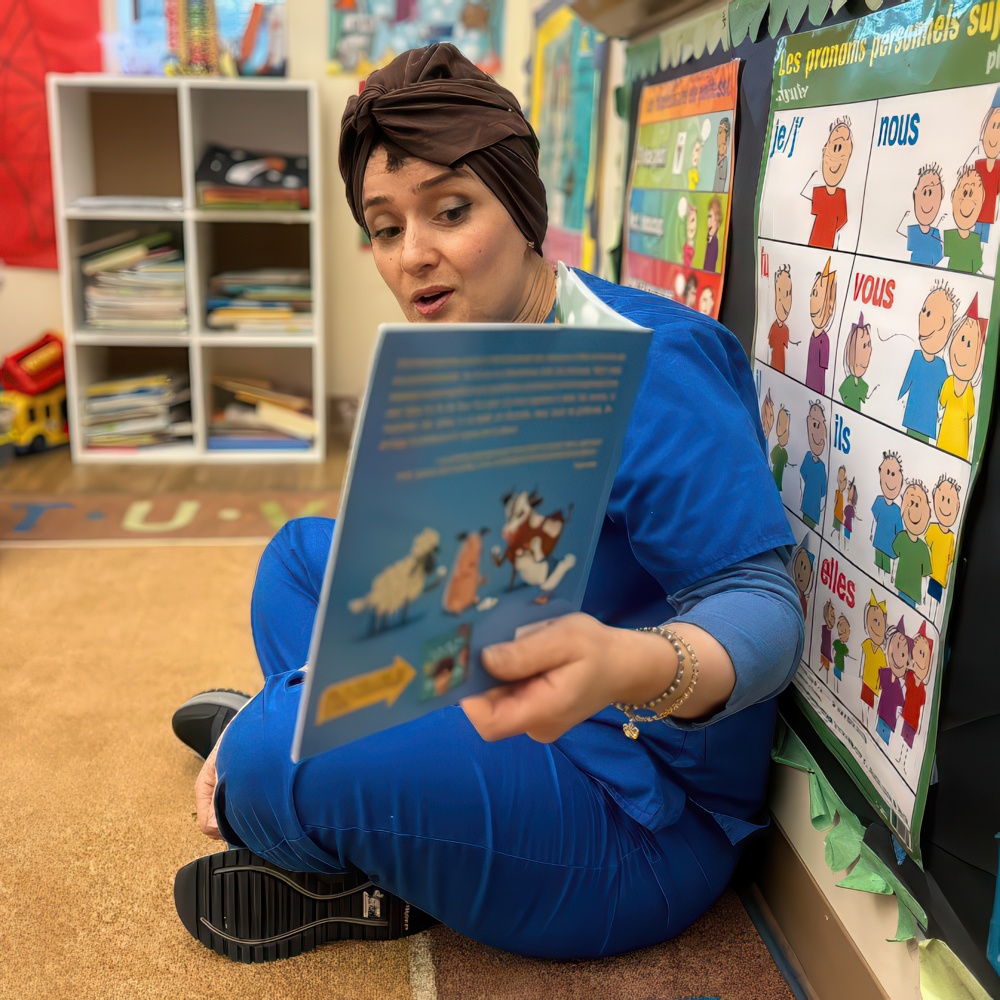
751;0;1000;862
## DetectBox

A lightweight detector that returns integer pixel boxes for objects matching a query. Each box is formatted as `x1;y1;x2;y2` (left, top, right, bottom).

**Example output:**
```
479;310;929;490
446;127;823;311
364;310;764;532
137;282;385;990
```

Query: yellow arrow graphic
315;656;417;725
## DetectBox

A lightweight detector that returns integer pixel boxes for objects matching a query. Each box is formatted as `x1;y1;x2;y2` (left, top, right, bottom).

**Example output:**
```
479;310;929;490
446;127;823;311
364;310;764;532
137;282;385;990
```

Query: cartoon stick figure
892;478;932;610
703;197;723;272
683;203;698;269
831;613;854;695
870;450;904;587
790;536;815;624
760;387;775;442
799;400;827;530
819;598;836;674
842;478;860;552
838;311;877;412
714;117;731;192
859;590;887;730
897;163;944;266
938;293;987;460
803;116;853;249
768;264;799;374
925;475;961;627
970;88;1000;245
771;404;796;492
806;259;837;395
830;464;847;543
688;136;703;191
944;166;985;273
899;281;956;443
875;617;911;749
684;274;698;309
898;622;933;770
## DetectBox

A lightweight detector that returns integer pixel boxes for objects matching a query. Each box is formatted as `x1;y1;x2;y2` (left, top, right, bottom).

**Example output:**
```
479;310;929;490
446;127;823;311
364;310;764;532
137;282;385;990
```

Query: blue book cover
292;266;652;760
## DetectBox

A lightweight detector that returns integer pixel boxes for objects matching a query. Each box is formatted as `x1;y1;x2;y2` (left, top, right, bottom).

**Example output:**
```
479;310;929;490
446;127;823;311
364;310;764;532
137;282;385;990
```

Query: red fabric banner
0;0;103;269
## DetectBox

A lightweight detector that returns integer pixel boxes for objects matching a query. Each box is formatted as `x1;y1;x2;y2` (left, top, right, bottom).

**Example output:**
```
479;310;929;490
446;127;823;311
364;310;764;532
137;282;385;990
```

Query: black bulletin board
614;2;1000;991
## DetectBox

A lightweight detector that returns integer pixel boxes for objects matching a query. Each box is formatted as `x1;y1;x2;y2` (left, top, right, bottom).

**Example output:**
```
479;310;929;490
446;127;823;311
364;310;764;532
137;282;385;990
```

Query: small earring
527;241;535;250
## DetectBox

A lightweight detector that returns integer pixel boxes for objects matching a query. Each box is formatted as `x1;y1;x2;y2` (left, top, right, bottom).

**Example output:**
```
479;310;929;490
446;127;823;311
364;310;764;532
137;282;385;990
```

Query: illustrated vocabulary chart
751;0;1000;860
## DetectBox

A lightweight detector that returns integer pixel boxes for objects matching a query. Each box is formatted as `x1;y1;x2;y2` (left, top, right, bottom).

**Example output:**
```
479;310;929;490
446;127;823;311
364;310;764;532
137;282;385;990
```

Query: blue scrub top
554;270;794;842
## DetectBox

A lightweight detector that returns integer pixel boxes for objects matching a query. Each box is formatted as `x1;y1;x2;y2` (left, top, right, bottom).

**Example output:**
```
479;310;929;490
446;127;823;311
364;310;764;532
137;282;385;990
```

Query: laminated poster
751;0;1000;862
530;1;604;271
112;0;287;76
328;0;503;76
621;60;739;320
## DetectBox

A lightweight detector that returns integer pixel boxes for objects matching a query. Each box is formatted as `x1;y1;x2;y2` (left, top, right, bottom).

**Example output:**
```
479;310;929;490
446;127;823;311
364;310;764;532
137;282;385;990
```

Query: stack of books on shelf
82;372;193;450
209;374;316;450
79;231;187;332
195;144;309;211
205;268;312;334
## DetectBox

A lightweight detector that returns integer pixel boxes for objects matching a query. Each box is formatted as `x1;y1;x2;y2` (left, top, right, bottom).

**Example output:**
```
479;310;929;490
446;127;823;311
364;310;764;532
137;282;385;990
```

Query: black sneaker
172;689;250;760
174;848;438;962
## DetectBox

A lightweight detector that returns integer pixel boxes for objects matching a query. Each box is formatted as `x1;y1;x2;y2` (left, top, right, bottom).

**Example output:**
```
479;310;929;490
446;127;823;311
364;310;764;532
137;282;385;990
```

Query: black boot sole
172;689;251;760
174;848;438;963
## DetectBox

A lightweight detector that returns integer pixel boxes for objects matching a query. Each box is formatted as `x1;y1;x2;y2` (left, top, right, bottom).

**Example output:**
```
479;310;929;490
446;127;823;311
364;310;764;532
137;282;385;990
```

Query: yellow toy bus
0;384;70;455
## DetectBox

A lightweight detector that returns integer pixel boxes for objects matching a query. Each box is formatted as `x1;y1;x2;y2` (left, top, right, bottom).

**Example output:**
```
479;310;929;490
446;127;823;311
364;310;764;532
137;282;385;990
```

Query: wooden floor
0;435;350;494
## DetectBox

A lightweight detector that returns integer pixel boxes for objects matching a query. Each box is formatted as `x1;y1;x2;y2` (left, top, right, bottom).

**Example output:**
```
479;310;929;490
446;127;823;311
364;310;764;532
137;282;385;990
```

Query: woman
173;43;803;963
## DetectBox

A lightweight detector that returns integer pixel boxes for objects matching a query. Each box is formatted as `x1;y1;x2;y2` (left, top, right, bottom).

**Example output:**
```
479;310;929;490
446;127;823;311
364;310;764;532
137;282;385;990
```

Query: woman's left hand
195;741;225;841
461;612;667;743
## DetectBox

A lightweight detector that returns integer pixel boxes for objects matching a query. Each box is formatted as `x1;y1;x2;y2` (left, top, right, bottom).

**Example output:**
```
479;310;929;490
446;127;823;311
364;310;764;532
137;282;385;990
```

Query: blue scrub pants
213;517;742;959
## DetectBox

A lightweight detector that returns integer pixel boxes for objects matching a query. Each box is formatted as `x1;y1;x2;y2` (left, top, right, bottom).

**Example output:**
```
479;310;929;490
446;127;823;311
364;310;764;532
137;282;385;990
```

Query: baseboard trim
754;824;889;1000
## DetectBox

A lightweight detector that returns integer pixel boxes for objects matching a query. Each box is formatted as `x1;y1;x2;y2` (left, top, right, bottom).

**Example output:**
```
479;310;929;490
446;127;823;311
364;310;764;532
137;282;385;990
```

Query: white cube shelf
47;74;325;463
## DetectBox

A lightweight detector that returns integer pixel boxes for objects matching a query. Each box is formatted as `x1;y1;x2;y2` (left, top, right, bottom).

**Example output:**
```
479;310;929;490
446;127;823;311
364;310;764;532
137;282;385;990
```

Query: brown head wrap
339;43;547;254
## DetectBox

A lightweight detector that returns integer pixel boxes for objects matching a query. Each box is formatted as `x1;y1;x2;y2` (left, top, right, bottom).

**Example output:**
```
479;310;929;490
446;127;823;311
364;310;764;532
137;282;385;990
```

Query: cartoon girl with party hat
875;616;911;749
859;590;887;730
806;258;837;395
899;621;933;770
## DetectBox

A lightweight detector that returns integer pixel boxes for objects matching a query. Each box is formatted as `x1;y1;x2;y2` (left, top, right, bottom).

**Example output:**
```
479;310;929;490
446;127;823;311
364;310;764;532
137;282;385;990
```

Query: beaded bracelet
613;625;700;739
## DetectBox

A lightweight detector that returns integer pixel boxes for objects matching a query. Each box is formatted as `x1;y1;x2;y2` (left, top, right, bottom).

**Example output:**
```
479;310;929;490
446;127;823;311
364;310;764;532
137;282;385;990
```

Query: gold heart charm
623;721;639;739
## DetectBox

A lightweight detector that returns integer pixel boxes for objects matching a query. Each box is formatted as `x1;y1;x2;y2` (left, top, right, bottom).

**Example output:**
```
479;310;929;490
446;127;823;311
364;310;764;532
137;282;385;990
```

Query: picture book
292;264;652;761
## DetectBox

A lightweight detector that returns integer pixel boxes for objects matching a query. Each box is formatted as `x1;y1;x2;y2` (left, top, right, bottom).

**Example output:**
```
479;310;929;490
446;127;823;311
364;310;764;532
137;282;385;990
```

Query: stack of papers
83;372;192;449
79;231;187;332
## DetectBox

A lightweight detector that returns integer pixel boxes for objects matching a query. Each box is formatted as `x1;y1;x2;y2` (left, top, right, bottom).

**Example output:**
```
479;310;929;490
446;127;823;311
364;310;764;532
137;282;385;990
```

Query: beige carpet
0;543;795;1000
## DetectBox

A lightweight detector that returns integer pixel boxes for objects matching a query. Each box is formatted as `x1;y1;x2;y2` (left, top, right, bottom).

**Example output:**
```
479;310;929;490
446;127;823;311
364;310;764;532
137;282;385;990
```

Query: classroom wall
0;0;536;401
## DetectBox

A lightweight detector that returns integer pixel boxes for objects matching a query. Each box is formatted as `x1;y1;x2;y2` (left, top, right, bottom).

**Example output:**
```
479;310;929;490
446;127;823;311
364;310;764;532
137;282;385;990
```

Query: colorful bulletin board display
328;0;503;76
111;0;287;76
751;0;1000;863
529;2;604;272
0;0;103;269
621;61;739;320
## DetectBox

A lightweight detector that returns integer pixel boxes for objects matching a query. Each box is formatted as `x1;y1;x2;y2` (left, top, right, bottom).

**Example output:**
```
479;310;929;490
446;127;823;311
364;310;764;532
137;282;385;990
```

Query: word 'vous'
853;272;895;309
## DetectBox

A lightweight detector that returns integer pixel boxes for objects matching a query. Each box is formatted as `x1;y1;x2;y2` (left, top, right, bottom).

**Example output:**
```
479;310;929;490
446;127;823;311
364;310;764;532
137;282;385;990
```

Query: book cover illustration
293;265;651;760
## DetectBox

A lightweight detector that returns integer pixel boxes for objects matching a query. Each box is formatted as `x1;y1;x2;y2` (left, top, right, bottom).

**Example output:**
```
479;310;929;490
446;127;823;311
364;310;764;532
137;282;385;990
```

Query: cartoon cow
490;489;576;602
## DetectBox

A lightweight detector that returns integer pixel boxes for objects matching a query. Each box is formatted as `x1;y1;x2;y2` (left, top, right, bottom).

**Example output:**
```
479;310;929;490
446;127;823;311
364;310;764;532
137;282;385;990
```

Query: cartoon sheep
348;527;444;633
